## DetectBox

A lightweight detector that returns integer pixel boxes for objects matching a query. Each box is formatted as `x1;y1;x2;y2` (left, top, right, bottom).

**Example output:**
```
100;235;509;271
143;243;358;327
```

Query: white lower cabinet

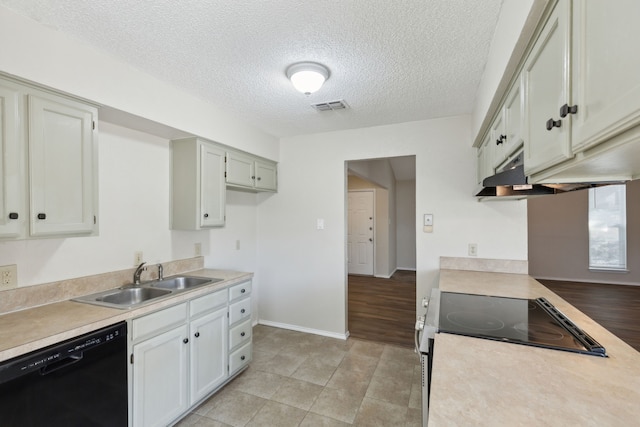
130;283;251;427
189;305;227;406
132;324;189;427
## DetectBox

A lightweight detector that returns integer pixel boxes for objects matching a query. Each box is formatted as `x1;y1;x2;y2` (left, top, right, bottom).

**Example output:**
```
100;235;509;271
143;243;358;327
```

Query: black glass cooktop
438;292;607;357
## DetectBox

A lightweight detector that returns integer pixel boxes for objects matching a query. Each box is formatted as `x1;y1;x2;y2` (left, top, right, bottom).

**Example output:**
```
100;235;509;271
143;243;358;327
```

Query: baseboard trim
257;319;348;340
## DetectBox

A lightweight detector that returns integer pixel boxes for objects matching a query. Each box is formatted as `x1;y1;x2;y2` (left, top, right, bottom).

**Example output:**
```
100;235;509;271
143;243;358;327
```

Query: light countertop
0;269;252;362
429;269;640;426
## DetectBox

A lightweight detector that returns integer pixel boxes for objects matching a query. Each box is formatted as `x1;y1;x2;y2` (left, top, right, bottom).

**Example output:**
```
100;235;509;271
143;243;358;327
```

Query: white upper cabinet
570;0;640;153
522;0;572;176
226;149;277;192
0;75;98;239
28;94;97;237
171;137;226;230
0;83;24;238
503;79;524;157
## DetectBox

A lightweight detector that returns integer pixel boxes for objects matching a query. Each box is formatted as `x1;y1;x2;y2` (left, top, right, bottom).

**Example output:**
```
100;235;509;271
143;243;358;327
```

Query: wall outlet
194;243;202;256
468;243;478;257
134;251;144;265
0;264;18;289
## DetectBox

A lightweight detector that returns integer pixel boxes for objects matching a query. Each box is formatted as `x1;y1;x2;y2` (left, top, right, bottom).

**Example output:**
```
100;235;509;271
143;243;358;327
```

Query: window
588;185;627;270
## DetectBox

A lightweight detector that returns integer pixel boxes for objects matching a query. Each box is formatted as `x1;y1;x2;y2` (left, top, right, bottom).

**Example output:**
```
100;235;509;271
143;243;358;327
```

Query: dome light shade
286;62;329;95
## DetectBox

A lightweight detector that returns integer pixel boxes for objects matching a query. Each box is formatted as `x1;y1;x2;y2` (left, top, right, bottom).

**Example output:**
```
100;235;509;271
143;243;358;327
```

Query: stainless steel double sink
73;275;223;309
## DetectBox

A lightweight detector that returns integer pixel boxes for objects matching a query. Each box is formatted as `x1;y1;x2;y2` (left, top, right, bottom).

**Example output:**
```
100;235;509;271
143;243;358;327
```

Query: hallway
347;271;416;348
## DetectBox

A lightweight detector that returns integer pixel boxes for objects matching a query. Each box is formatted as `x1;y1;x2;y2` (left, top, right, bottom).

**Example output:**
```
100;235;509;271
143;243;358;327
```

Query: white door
28;94;97;236
132;325;189;427
348;191;374;275
200;143;226;227
522;1;572;176
189;306;228;405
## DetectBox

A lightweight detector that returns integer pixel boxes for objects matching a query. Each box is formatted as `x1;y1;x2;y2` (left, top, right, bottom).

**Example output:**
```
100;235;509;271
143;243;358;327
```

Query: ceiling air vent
312;100;349;111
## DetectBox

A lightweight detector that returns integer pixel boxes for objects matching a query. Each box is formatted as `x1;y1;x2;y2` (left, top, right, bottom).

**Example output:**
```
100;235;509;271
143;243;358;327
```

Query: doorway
346;156;416;345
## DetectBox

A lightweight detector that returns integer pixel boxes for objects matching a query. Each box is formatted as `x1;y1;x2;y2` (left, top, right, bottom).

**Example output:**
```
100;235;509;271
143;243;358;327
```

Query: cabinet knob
251;176;255;180
559;104;578;118
240;355;246;361
241;288;246;294
369;238;373;242
496;135;506;145
240;332;246;337
257;177;261;181
183;338;189;344
37;213;46;220
194;332;200;338
203;213;209;218
9;212;18;220
240;308;246;314
546;118;562;131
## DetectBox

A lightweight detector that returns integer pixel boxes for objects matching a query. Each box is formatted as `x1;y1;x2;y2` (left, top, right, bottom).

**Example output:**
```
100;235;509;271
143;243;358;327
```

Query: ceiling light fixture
286;62;330;95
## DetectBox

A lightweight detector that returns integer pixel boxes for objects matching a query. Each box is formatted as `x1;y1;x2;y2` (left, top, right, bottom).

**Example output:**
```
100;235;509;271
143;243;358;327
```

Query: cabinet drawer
229;298;251;325
132;303;187;342
190;289;227;318
229;319;252;350
229;342;252;374
229;281;251;301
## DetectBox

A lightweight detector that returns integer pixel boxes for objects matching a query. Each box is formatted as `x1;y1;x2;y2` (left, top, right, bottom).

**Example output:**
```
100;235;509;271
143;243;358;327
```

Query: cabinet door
503;78;524;157
476;133;493;184
200;144;226;227
254;160;277;191
0;84;23;238
570;0;640;152
189;306;228;405
490;111;506;169
522;1;572;176
226;150;255;188
28;94;97;236
132;325;189;427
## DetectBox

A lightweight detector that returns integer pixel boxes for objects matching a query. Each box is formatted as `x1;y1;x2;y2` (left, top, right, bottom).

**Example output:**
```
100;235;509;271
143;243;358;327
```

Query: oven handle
40;354;84;376
414;315;425;354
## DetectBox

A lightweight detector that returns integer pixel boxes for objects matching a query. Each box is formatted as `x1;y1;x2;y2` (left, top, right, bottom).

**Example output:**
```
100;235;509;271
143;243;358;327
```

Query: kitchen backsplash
440;257;528;274
0;257;204;315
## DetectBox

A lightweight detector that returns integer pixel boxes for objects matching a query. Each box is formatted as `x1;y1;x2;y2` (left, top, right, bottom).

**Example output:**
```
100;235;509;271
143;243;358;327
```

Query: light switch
316;218;325;230
423;214;433;226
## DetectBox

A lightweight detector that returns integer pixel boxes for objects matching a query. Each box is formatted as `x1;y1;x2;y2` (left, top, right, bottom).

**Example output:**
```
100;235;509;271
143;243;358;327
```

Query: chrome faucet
133;262;146;285
157;263;164;281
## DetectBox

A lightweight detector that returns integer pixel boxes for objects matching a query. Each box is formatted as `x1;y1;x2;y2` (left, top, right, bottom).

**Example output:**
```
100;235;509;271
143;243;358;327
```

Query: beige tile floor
177;325;422;426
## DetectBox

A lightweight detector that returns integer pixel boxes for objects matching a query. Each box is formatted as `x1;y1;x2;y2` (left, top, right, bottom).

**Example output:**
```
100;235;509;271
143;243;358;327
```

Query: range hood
475;151;612;200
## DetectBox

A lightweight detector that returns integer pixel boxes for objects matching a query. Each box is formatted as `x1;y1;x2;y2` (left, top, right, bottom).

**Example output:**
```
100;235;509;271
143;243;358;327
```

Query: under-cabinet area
0;74;99;240
129;279;252;427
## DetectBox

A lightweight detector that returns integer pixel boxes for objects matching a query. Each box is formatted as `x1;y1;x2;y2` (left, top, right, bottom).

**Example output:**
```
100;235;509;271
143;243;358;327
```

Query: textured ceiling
1;0;503;138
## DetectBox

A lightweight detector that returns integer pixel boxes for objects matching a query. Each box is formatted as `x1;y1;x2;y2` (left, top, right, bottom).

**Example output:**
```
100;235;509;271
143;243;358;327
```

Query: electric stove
437;292;607;357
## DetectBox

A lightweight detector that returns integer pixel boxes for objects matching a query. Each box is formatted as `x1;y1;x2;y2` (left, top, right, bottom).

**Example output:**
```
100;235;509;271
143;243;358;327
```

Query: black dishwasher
0;321;128;427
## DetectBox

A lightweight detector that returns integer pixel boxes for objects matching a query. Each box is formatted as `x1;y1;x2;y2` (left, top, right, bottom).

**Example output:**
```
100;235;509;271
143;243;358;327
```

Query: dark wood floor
348;270;416;348
538;279;640;352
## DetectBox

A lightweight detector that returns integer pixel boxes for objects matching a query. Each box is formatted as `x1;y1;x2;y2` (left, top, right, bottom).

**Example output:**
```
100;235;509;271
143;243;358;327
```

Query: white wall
256;116;528;337
396;180;416;270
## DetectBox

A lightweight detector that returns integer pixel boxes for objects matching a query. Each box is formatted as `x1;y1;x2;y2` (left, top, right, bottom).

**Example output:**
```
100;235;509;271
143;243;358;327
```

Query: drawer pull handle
37;213;47;220
559;104;578;118
195;332;200;338
9;212;18;220
240;355;246;361
240;308;246;314
241;289;246;293
546;118;561;131
240;332;246;337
